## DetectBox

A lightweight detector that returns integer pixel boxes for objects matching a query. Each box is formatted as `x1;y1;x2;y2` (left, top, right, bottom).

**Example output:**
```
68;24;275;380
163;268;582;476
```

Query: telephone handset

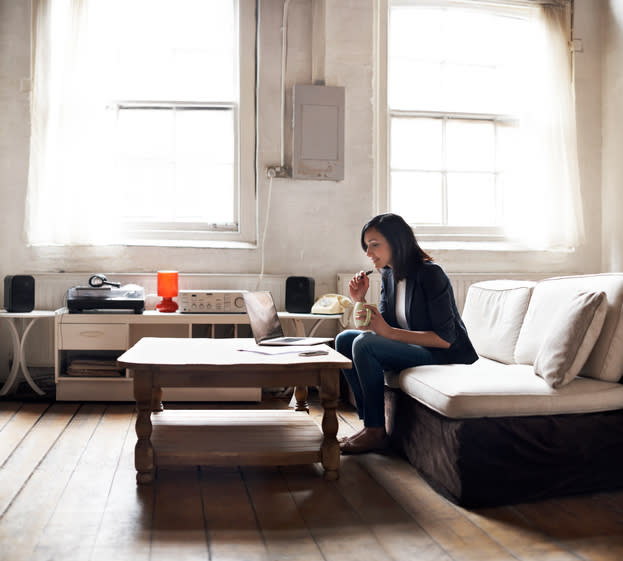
311;293;353;328
89;274;121;288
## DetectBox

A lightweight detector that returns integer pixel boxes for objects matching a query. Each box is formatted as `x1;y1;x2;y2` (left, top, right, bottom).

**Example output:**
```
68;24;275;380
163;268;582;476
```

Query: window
391;116;515;230
27;0;255;247
385;0;584;248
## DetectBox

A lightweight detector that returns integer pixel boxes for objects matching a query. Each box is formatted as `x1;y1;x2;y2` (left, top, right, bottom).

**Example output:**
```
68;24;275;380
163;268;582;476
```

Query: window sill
121;239;258;249
420;239;576;254
29;239;258;249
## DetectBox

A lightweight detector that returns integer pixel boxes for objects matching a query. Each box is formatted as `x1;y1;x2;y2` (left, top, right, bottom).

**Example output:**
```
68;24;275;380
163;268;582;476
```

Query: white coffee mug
353;302;377;328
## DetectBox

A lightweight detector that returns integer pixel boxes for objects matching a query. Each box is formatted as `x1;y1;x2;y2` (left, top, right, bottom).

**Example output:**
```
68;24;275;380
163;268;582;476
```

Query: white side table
0;310;56;396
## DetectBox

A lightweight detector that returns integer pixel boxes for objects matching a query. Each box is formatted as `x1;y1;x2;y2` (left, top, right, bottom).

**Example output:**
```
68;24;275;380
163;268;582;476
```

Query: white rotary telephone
311;293;354;328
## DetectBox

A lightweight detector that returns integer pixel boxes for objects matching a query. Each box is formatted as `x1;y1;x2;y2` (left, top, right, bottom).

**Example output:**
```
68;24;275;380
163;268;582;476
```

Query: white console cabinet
54;309;261;402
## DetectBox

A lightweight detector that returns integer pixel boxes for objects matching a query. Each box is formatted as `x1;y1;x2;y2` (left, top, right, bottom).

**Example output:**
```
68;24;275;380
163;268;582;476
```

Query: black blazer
379;261;478;365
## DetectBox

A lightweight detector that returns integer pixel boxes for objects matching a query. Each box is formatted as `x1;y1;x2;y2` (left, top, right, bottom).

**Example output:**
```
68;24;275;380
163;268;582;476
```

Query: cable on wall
280;0;291;168
256;173;275;290
257;0;290;289
254;0;262;280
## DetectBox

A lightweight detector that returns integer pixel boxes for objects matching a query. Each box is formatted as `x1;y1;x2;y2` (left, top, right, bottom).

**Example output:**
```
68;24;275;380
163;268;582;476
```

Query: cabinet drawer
60;324;129;350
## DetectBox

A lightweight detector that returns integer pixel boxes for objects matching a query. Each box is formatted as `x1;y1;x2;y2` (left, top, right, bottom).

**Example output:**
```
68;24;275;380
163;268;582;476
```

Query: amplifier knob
234;297;245;309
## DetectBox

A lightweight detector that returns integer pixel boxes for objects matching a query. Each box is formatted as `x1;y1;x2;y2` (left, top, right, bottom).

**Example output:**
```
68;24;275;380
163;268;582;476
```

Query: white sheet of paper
237;347;309;356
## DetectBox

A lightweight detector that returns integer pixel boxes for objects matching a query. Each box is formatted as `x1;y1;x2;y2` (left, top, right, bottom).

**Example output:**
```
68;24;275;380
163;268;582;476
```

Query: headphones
88;274;121;288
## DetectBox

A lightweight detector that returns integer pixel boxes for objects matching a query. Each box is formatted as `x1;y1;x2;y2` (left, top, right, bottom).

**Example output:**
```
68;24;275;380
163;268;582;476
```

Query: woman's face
363;227;393;269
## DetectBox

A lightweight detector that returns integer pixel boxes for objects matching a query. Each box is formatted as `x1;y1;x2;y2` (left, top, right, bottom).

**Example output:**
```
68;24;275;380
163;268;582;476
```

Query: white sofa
384;273;623;507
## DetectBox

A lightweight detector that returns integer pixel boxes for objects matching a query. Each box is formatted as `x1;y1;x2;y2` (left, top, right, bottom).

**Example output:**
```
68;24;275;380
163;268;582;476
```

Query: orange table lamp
156;271;178;313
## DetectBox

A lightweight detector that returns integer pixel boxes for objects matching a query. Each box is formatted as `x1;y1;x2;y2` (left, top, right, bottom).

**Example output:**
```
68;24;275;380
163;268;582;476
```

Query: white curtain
26;0;123;246
502;5;585;250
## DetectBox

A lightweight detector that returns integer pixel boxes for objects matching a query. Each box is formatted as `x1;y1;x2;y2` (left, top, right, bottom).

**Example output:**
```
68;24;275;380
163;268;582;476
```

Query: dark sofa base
384;386;623;508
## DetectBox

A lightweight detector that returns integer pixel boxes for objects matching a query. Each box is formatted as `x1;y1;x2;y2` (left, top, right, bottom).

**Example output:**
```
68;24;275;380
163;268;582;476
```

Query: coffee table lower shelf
150;409;323;468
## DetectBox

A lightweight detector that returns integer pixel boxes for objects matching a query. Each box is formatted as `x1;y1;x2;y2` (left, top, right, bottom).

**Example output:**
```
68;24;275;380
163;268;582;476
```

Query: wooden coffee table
117;337;351;484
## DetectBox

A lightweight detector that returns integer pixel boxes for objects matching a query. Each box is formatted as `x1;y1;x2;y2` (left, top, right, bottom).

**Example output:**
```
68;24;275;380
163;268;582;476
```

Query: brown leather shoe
340;435;389;455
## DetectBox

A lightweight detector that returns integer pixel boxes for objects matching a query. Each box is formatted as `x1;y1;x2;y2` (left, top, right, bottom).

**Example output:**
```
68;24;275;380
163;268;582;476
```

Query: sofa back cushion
533;291;607;388
514;274;623;382
462;280;536;364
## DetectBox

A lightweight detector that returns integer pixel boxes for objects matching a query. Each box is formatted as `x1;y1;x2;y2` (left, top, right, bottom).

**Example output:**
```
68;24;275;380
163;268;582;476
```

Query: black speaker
285;276;315;313
4;275;35;313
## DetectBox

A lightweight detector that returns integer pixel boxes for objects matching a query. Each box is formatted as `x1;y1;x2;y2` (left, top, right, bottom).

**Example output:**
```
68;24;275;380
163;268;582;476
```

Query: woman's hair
360;213;432;281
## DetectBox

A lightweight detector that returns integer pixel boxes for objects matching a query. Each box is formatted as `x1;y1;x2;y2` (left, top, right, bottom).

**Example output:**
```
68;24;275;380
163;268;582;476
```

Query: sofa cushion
514;274;623;382
461;280;536;364
534;291;607;388
398;358;623;419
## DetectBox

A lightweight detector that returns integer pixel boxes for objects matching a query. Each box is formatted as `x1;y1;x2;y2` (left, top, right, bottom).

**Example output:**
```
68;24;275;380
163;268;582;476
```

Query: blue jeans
335;330;436;428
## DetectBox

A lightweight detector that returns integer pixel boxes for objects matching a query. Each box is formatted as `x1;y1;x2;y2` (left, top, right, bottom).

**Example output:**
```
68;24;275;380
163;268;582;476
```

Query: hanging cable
280;0;291;167
256;0;289;289
256;173;274;290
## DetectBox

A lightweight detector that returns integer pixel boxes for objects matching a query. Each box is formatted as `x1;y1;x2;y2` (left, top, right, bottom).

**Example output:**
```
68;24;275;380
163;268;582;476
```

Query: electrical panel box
292;85;345;181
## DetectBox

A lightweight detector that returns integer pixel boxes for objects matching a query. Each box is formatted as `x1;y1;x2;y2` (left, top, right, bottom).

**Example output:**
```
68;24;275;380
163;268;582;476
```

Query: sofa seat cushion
398;358;623;419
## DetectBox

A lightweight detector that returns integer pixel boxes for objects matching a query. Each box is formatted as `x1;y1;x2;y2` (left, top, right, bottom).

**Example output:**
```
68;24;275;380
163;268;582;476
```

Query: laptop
243;291;333;346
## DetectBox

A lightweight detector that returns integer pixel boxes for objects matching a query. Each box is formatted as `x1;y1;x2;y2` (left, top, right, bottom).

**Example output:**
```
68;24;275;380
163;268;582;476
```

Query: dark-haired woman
336;213;477;454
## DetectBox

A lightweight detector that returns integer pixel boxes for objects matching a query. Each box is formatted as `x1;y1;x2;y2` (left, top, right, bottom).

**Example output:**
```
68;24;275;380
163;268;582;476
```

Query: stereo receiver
178;290;247;313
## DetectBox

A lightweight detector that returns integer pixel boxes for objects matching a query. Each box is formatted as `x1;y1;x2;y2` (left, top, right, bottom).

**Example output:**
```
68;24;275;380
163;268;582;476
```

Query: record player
67;284;145;313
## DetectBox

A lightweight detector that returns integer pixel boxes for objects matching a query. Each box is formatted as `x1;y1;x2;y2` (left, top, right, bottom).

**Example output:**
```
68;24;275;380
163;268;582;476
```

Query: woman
336;213;478;454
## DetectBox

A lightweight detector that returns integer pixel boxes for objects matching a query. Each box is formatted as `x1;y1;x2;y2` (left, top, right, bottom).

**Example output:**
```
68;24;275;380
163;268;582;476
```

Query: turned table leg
134;369;155;484
319;368;340;480
294;385;309;412
151;386;164;412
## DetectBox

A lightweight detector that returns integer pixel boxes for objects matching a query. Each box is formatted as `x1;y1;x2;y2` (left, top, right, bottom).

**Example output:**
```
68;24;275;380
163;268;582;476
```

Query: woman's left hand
365;305;391;337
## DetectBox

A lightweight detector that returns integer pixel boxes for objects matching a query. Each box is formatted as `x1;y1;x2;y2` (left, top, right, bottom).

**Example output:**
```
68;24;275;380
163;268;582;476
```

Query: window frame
378;0;529;243
109;0;256;248
389;110;517;238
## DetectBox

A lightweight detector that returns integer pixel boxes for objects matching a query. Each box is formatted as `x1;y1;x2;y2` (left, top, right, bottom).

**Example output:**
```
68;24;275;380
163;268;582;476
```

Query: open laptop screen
243;291;284;343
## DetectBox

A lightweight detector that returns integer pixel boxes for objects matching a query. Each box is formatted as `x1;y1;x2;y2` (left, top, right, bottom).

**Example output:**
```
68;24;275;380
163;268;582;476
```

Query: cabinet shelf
54;309;260;402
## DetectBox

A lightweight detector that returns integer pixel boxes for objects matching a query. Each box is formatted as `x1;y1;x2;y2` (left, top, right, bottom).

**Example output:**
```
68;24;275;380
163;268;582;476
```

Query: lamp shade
157;271;178;298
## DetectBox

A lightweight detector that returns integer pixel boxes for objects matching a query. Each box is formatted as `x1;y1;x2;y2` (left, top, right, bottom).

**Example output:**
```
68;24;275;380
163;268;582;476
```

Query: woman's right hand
348;271;369;302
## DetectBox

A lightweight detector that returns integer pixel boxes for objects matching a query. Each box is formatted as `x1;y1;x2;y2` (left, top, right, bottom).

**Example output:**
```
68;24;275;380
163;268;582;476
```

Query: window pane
176;110;234;166
447;173;496;226
175;110;234;223
115;110;174;158
115;108;235;224
114;0;235;101
496;121;519;172
389;7;444;110
389;7;444;63
391;171;442;225
389;60;442;111
443;64;498;114
444;11;502;66
389;5;526;114
120;160;175;219
446;120;495;171
175;163;234;223
391;118;442;170
115;110;175;217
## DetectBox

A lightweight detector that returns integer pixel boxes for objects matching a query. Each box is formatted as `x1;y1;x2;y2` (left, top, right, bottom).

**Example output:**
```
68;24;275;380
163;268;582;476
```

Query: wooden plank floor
1;395;623;561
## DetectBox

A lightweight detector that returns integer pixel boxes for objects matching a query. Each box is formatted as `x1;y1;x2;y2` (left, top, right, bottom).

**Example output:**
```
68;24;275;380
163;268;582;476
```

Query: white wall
0;0;615;302
603;0;623;272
